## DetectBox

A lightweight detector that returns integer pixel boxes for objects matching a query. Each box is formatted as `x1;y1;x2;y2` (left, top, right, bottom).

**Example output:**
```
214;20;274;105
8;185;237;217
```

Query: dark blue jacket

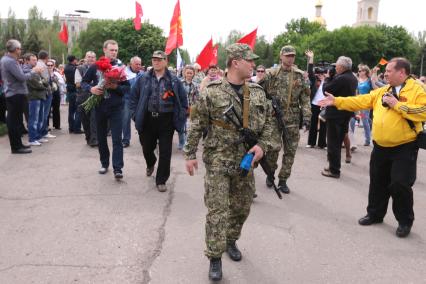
130;69;188;133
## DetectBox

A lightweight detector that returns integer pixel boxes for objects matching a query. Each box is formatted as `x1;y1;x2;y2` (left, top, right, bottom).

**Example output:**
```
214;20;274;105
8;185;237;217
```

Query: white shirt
312;81;325;106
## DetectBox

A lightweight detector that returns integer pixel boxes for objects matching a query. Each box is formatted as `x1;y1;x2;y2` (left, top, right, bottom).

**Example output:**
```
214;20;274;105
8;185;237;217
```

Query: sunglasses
256;70;265;73
47;64;54;67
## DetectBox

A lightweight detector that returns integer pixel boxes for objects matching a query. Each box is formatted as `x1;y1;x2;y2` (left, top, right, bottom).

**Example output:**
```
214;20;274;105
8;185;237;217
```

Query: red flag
210;44;218;66
378;58;388;66
133;0;143;31
165;0;183;55
58;22;68;45
237;28;257;50
196;38;214;70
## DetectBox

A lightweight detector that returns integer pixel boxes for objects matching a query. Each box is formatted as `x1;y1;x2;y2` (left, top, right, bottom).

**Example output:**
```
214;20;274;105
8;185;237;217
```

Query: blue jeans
177;118;187;149
122;98;131;144
41;94;52;137
28;99;44;142
350;109;371;145
68;91;82;132
96;105;123;171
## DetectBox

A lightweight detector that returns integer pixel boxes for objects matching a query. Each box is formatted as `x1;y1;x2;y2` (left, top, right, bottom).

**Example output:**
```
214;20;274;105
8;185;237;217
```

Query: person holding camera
319;57;426;238
320;56;358;178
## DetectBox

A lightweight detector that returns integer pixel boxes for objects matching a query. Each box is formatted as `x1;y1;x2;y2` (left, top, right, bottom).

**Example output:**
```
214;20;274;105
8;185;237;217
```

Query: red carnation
95;56;112;72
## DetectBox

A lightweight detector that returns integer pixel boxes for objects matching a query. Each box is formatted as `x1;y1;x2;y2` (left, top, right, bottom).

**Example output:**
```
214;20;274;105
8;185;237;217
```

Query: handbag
406;119;426;149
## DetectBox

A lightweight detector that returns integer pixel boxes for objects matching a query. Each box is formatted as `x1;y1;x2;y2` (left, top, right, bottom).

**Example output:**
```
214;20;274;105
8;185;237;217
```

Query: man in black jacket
81;40;127;179
64;55;82;134
321;56;357;178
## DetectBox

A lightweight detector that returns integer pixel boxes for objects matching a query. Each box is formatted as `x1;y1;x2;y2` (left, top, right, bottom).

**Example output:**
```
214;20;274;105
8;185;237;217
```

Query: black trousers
308;104;327;147
6;94;26;151
326;117;350;174
0;95;6;123
367;141;418;226
51;90;61;129
139;112;174;185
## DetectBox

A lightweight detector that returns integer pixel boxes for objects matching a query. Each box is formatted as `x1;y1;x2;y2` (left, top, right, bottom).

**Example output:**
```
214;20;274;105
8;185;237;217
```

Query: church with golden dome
311;0;380;28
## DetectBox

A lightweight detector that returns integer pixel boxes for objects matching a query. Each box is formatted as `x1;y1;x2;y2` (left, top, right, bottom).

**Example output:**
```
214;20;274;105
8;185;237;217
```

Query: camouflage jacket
261;65;311;127
183;78;273;173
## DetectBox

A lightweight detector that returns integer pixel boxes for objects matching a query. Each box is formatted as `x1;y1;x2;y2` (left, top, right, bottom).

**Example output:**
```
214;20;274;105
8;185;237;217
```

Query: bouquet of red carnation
81;56;127;113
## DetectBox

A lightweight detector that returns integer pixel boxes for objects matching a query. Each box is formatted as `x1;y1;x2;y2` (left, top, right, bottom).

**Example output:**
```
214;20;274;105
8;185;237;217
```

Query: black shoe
321;169;340;179
209;258;222;281
89;141;98;147
396;224;412;238
11;148;32;154
114;170;123;180
358;215;383;226
278;180;290;194
122;142;130;148
98;167;108;174
73;130;84;134
253;193;258;198
21;144;31;149
266;176;274;188
226;241;242;261
146;166;154;177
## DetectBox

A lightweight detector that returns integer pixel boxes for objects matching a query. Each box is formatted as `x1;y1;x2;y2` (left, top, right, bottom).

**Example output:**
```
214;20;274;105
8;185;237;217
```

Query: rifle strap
243;84;250;128
286;66;294;112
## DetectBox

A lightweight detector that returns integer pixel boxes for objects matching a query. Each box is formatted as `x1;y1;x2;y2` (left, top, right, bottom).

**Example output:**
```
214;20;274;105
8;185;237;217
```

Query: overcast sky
2;0;424;60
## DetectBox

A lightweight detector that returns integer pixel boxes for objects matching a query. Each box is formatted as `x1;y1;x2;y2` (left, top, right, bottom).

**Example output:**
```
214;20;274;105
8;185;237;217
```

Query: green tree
78;19;166;66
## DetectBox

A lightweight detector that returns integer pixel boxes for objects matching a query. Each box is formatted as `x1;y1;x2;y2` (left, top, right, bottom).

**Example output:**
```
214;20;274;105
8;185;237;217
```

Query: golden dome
313;16;326;26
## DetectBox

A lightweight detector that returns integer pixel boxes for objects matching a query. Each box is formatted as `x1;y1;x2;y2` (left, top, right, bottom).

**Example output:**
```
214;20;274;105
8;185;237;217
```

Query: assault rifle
223;105;283;199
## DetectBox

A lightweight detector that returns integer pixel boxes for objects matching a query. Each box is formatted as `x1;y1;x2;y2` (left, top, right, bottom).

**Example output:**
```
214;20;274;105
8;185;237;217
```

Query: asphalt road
1;108;426;283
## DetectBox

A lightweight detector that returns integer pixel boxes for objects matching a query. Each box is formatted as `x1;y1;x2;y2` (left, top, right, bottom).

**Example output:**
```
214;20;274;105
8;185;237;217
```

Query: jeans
96;105;123;171
350;109;371;145
177;118;187;149
40;94;52;137
68;91;82;132
122;98;131;144
28;99;44;142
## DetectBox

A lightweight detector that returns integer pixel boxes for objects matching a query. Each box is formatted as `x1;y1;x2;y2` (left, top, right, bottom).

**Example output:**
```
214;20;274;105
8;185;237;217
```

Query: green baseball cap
152;50;167;59
280;45;296;55
226;43;259;60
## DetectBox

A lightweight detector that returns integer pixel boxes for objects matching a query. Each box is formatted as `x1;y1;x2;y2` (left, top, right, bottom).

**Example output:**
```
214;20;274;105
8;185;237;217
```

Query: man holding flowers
81;40;128;179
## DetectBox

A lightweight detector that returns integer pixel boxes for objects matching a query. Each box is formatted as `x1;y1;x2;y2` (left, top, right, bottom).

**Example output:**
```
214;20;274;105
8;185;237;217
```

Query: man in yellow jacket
319;57;426;238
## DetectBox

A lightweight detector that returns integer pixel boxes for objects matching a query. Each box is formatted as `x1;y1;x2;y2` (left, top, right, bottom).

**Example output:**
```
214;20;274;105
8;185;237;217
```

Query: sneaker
305;145;314;148
44;133;56;138
98;167;108;174
38;138;49;143
114;170;123;180
146;166;155;177
29;141;42;146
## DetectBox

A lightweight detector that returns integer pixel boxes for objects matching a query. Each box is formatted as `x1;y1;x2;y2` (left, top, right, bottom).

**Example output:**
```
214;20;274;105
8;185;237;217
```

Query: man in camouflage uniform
260;45;311;194
184;43;273;281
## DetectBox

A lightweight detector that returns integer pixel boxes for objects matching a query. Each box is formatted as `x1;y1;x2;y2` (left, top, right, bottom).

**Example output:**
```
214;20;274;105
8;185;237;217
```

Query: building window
368;7;373;20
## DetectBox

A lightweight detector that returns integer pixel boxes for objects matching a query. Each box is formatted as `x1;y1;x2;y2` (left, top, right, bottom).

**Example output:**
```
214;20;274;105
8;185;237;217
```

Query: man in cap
184;43;273;281
260;45;311;194
130;50;188;192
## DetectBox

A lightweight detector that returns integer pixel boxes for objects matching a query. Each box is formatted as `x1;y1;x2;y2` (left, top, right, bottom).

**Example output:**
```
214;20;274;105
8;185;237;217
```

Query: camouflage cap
152;50;167;59
280;45;296;55
226;43;259;60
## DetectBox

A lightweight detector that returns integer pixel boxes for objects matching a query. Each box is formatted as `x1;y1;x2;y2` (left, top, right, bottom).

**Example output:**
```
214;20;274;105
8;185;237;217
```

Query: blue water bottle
239;153;254;177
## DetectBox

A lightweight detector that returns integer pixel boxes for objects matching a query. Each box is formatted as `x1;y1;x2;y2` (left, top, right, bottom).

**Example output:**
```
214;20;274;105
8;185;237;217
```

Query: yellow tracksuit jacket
335;78;426;147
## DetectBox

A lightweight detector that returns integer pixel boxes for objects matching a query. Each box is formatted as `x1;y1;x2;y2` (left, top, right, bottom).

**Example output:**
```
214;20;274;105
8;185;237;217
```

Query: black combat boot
278;180;290;194
226;240;242;261
209;257;222;281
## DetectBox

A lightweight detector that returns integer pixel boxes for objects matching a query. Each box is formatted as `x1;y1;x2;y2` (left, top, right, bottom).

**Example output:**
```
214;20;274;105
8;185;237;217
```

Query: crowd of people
1;37;426;282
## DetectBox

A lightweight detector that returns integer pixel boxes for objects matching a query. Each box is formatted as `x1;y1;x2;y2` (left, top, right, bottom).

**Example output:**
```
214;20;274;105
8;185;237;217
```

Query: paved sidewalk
1;108;426;283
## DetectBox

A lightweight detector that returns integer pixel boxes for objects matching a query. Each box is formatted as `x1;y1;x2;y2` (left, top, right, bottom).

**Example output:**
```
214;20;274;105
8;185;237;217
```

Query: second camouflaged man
184;43;273;281
260;45;311;194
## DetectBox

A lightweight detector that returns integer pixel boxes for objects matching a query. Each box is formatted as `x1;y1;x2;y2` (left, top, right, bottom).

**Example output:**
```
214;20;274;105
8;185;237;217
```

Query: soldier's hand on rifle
318;92;336;107
186;160;198;176
248;145;264;167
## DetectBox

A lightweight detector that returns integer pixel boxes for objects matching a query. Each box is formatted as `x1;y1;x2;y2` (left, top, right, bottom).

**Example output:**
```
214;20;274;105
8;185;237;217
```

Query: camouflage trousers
204;167;254;258
265;126;300;182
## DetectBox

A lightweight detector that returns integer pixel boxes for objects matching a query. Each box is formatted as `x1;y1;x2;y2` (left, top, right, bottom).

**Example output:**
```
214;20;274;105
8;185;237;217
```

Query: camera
381;92;398;108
